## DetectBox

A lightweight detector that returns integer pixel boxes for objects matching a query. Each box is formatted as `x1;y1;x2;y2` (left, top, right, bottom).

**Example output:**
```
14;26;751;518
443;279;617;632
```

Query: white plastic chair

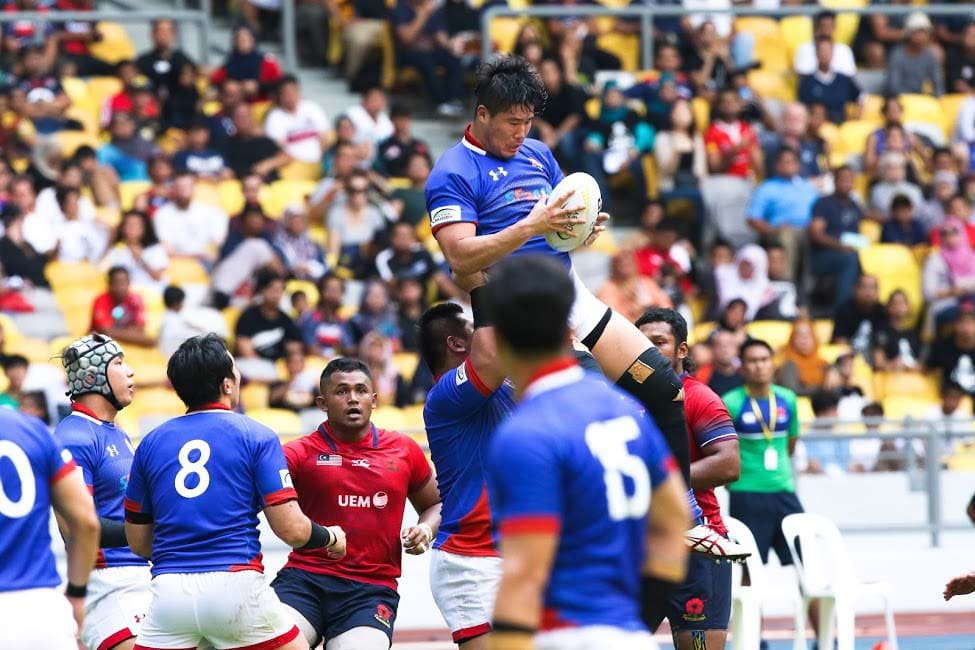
725;516;765;650
780;513;898;650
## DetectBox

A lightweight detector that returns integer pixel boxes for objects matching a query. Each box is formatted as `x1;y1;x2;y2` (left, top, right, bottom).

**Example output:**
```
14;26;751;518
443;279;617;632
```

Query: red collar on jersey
71;402;107;422
186;402;232;414
464;124;486;152
524;356;578;392
318;420;379;450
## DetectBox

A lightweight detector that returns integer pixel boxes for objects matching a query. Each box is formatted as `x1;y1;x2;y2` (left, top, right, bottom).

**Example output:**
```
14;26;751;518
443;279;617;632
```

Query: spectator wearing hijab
715;244;779;322
923;218;975;331
776;318;830;397
210;25;283;101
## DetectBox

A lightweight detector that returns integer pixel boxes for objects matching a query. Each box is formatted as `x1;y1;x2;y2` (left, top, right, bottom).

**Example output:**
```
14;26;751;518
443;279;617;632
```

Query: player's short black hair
474;55;547;117
811;389;840;416
320;357;373;392
2;354;28;371
740;338;774;359
163;285;185;310
483;255;573;356
167;334;235;409
635;307;689;346
419;302;468;375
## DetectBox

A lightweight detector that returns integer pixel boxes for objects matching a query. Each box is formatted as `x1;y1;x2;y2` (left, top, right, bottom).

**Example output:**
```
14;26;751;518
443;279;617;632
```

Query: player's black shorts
728;490;804;565
643;548;733;633
271;567;400;645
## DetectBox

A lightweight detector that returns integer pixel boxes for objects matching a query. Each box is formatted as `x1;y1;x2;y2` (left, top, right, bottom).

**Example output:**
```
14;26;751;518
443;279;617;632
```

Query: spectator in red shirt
102;63;160;129
703;88;762;180
53;0;115;76
210;25;282;102
90;265;155;347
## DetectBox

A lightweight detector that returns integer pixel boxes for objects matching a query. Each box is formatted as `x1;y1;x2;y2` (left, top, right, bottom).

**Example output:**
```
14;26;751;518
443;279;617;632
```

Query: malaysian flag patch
317;453;342;466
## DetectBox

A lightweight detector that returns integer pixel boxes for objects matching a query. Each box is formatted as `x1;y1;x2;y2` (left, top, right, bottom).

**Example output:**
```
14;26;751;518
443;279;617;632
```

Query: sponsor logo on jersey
503;187;548;204
317;453;342;466
106;444;120;457
280;469;293;488
338;491;389;509
374;603;393;628
488;166;507;181
682;597;706;622
528;157;544;170
351;458;370;468
456;362;468;385
430;204;462;228
61;449;73;463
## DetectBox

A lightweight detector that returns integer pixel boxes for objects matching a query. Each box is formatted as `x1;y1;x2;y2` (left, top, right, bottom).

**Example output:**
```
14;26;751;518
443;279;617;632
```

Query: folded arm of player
51;467;100;631
264;500;347;559
643;472;692;585
690;438;741;490
434;189;583;275
401;472;443;555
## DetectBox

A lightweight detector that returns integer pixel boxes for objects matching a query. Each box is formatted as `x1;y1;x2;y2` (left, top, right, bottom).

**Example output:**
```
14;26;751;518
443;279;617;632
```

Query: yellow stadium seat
61;76;88;106
95;205;121;228
64;105;99;136
818;343;851;363
47;261;104;292
89;22;136;63
859;94;884;122
860;219;881;244
264;180;317;218
836;120;880;158
17;337;52;363
745;320;792;351
874;371;939;402
131;387;186;418
745;20;790;74
900;93;945;130
247;408;304;436
858;244;922;320
690;321;716;345
193;182;221;208
119;180;151;211
251;101;272;125
286;279;319;310
0;313;24;349
796;396;814;422
371;406;406;431
84;76;123;111
123;345;169;387
279;160;323;182
488;17;525;54
881;397;935;421
584;96;601;122
240;383;270;412
167;257;209;285
392;352;418;382
747;70;796;103
400;403;425;432
588;228;619;256
596;33;639;72
940;94;969;138
217;179;245;215
813;319;834;345
779;15;813;63
692;96;711;130
821;0;865;46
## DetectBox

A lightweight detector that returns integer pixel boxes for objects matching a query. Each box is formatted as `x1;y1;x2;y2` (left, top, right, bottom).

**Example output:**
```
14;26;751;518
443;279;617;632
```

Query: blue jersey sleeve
124;442;153;523
249;423;298;507
488;423;563;536
424;358;495;424
426;154;480;234
638;412;678;489
41;420;76;485
54;421;97;488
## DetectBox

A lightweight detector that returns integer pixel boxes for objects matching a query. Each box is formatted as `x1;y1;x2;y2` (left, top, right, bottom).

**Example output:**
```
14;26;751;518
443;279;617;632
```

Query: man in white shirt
345;86;394;162
794;10;857;77
264;75;332;164
152;172;229;264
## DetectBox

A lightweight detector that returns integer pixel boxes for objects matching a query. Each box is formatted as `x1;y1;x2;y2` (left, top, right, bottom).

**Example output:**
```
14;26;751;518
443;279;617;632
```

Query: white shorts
429;549;503;643
82;565;152;650
535;626;658;650
0;587;78;650
134;571;300;650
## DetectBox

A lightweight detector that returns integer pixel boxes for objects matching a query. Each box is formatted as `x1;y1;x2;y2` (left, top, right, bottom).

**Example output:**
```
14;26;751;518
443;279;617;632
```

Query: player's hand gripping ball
544;172;603;253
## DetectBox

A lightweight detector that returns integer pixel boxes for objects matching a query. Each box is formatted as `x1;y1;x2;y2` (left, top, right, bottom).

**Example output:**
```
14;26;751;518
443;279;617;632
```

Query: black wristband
491;620;536;634
300;522;334;550
65;582;87;598
470;286;491;329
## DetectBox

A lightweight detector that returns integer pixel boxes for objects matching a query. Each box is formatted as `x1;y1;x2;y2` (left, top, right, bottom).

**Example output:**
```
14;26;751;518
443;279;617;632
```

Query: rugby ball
544;172;603;253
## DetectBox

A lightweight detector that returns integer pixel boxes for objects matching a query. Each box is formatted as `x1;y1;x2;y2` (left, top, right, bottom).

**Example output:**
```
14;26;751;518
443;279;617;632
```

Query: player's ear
371;392;378;408
678;341;689;361
315;394;327;413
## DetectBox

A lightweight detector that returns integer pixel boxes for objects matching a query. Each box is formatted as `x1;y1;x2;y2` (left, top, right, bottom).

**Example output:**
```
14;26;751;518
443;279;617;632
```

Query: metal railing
481;3;972;72
4;6;214;66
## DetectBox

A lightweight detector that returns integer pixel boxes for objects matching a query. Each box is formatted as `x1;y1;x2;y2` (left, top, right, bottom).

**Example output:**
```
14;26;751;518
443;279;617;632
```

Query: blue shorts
728;490;804;565
271;567;399;645
643;550;732;632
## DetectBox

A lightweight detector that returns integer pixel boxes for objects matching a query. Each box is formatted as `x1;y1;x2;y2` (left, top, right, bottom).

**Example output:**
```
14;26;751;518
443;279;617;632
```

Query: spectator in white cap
886;12;945;96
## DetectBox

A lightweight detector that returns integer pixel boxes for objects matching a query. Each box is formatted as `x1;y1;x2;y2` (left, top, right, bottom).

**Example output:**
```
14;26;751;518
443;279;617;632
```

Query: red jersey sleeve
406;436;433;494
684;378;738;448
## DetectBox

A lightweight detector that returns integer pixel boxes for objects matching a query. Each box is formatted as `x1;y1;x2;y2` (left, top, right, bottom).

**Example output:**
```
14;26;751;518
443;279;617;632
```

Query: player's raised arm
51;461;101;628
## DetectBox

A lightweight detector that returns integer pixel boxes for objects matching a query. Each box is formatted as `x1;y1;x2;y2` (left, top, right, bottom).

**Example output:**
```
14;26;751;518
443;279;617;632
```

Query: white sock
568;266;610;344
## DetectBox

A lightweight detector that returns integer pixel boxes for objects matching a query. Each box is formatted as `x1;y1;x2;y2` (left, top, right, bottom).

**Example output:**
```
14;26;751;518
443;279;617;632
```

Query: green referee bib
722;385;799;493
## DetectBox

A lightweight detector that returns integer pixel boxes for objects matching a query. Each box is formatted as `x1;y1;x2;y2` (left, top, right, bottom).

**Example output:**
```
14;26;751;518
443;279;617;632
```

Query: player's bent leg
272;568;328;648
81;565;152;650
0;587;78;650
664;555;732;650
281;604;323;648
429;550;502;647
324;626;390;650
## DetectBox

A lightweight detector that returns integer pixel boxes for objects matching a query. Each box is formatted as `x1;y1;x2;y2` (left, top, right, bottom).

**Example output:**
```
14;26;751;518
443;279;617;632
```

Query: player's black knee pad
615;346;691;485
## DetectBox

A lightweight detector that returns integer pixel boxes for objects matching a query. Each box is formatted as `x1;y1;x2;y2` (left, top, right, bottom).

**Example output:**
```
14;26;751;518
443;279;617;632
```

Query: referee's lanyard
749;391;779;471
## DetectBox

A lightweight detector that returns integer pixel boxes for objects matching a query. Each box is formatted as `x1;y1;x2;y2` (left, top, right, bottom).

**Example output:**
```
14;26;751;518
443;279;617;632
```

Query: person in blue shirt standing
747;147;820;281
482;255;690;650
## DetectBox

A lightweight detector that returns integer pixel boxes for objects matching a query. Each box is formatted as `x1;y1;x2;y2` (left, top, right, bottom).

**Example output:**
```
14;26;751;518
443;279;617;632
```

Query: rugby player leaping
425;55;747;562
